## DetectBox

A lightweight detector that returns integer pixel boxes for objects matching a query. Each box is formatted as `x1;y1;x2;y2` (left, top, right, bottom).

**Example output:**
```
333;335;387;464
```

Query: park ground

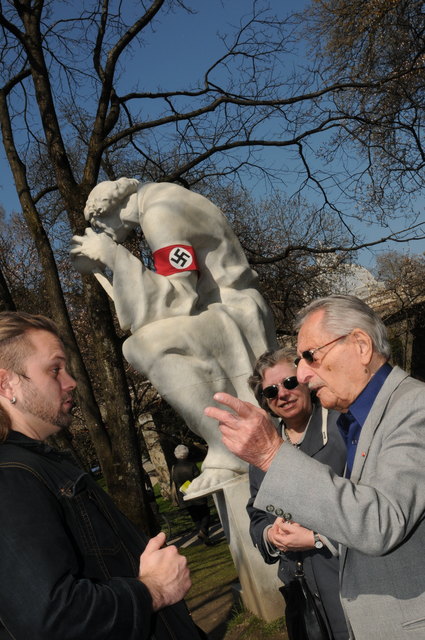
157;491;288;640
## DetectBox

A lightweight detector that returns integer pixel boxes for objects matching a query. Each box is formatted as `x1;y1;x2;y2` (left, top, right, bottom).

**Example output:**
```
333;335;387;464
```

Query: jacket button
284;512;292;521
266;504;275;512
275;508;283;516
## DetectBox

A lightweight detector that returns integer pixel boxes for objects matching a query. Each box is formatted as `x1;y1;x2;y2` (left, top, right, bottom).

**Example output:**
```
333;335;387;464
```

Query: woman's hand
267;517;316;552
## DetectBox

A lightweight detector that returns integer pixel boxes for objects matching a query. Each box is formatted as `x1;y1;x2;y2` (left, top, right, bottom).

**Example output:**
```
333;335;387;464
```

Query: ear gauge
10;396;16;404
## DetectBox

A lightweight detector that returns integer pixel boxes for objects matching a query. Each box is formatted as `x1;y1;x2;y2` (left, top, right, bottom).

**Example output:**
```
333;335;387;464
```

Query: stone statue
70;179;277;494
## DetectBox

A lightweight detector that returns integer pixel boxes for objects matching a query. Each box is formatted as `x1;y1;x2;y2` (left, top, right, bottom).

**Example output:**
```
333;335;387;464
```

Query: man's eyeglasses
261;376;299;399
294;334;349;367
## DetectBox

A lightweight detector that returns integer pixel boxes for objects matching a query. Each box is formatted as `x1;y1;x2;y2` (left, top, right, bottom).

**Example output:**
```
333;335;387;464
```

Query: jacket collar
4;430;71;462
299;403;328;457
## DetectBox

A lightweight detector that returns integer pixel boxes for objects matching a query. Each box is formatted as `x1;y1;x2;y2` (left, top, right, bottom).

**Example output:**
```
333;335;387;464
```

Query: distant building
330;263;385;301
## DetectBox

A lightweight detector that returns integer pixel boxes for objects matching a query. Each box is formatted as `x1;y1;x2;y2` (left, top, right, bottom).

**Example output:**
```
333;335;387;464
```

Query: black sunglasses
261;376;299;399
294;334;349;366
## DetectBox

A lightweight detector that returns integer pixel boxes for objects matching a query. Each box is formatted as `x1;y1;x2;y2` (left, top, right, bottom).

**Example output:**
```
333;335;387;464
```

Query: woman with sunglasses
246;347;348;640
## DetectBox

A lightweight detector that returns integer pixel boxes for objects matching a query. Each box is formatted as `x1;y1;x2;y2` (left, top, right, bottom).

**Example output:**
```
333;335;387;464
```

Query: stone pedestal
189;473;284;622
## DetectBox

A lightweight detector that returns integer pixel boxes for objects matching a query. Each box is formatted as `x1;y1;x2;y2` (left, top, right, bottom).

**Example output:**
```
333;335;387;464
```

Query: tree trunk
139;413;173;500
0;9;156;534
0;265;16;311
0;85;156;534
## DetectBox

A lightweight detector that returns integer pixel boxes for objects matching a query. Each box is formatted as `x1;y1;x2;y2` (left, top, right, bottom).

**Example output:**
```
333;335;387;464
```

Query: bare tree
211;184;351;333
374;250;425;371
1;0;424;530
301;0;425;225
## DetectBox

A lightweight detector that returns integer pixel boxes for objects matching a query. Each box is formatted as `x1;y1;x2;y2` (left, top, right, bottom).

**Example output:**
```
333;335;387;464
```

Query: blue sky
1;0;303;212
1;0;423;268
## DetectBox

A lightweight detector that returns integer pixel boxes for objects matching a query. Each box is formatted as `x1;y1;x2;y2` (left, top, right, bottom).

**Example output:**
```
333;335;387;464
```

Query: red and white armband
153;244;199;276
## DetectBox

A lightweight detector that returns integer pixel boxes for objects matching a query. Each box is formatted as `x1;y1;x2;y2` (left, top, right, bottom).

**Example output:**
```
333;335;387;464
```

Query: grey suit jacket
254;367;425;639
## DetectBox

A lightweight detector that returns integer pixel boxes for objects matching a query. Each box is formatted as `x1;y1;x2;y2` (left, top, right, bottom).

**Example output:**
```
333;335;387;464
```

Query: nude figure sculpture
70;178;277;494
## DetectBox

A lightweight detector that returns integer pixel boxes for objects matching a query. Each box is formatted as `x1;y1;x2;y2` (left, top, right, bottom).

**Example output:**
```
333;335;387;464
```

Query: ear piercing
10;396;16;404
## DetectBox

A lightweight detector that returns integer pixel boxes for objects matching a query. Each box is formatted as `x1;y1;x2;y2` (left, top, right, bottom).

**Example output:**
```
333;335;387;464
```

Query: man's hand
139;532;191;611
70;228;118;274
204;392;283;471
268;518;315;552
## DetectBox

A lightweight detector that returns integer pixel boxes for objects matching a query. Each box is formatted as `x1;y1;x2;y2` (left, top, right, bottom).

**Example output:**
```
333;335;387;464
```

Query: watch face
314;540;324;549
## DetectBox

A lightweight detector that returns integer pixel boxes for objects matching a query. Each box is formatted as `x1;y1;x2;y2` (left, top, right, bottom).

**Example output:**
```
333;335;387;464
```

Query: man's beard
20;384;73;430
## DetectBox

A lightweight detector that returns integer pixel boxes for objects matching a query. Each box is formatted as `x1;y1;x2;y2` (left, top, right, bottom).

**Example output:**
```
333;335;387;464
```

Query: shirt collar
5;430;43;446
349;362;392;426
4;430;67;460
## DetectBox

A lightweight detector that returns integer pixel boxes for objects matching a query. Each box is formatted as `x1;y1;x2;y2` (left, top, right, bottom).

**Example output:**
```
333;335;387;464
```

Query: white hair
174;444;189;460
296;294;391;359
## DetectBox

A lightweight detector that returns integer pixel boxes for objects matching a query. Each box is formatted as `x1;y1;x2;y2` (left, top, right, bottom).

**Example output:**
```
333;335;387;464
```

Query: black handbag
283;560;331;640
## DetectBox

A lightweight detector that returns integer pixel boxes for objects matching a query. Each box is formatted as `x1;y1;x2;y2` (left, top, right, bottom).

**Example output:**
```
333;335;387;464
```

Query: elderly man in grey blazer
205;294;425;639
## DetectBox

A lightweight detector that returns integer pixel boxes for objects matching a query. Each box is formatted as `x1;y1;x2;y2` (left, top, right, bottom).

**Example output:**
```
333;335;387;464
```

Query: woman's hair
0;312;61;442
174;444;189;460
296;294;391;359
248;346;297;414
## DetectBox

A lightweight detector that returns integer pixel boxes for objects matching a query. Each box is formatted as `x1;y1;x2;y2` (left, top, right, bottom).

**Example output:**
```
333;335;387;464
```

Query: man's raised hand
204;392;283;471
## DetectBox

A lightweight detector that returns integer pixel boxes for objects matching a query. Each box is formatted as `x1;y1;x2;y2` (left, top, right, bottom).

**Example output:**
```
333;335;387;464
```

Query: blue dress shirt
337;362;392;478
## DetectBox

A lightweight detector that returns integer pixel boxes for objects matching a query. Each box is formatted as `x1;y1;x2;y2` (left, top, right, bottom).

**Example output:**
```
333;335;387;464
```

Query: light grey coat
254;367;425;639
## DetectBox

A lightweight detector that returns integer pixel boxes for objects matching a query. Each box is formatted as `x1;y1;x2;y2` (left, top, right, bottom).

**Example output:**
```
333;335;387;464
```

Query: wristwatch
313;532;324;549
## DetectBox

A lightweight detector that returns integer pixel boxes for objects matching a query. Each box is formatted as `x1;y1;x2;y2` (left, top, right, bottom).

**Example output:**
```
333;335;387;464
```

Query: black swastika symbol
169;247;192;268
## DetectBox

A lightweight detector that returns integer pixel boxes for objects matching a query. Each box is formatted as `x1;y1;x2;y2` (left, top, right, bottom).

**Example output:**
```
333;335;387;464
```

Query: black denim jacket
0;431;203;640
